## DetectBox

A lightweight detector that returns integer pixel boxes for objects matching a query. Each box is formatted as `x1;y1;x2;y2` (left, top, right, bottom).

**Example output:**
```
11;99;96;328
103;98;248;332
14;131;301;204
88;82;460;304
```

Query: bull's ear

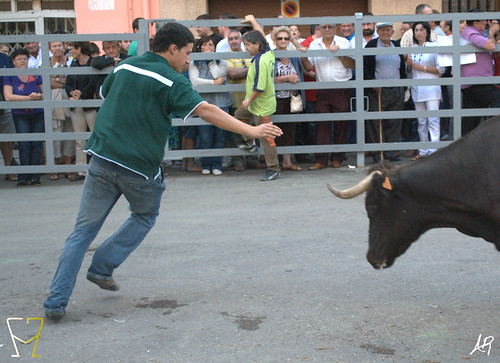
372;173;394;193
382;177;392;190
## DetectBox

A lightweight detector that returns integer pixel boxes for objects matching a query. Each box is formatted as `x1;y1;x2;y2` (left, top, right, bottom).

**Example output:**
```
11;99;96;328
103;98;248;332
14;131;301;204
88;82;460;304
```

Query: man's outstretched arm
193;102;282;139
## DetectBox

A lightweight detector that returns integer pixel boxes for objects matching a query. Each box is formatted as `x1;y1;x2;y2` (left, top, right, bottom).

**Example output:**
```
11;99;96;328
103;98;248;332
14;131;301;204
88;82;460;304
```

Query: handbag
290;92;303;113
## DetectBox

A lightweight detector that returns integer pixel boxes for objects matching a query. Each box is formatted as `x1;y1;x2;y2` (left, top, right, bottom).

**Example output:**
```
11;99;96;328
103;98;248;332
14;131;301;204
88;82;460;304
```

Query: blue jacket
273;55;306;102
0;53;14;99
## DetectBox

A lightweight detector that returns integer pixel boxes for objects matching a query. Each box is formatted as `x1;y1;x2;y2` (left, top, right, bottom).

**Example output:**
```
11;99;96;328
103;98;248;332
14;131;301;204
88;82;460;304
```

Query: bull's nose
367;252;387;270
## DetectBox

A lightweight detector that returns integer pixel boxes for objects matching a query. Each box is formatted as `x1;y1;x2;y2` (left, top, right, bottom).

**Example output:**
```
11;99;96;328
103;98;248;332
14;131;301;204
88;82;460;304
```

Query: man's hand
242;99;250;109
250;122;283;139
329;44;339;53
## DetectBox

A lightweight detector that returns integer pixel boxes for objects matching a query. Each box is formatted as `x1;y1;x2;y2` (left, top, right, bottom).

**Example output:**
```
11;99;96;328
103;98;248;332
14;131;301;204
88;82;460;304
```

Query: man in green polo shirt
44;22;282;321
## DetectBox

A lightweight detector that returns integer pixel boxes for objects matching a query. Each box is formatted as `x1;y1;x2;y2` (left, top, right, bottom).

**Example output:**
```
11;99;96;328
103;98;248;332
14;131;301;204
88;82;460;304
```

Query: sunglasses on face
276;37;290;41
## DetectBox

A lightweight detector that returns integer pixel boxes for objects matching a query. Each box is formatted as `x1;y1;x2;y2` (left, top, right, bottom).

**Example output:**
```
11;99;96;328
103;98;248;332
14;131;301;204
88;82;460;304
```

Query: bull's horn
327;171;382;199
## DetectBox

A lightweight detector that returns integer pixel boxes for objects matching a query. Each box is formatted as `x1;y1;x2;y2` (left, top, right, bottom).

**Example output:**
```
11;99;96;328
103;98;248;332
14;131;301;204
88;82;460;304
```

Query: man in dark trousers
43;22;282;321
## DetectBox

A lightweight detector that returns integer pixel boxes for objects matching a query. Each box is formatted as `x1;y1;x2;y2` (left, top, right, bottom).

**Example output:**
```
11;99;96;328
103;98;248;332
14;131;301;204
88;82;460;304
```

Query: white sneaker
201;169;210;175
212;169;222;175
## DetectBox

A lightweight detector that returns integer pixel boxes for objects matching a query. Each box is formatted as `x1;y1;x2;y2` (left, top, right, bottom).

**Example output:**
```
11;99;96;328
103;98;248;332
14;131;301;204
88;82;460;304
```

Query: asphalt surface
0;156;498;362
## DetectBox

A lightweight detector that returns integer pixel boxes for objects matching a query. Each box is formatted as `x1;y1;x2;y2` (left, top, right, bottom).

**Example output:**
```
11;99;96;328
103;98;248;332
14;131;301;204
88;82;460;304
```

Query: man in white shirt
25;41;41;68
303;23;355;169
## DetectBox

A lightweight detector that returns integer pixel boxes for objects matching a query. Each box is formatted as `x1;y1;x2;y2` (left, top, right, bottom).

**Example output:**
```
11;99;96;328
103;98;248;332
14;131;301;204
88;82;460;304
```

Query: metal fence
1;12;499;175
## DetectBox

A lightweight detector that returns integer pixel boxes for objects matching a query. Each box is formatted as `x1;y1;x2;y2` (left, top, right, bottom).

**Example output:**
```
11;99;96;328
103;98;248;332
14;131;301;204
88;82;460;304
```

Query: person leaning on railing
49;39;75;181
65;41;97;182
3;48;44;187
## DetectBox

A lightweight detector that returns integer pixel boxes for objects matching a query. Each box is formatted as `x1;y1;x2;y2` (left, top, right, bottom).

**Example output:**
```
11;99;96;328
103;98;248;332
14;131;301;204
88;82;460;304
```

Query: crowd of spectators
1;5;499;184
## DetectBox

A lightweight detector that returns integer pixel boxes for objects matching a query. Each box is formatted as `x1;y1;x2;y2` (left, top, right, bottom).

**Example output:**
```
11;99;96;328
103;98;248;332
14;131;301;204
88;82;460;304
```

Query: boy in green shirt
237;30;280;181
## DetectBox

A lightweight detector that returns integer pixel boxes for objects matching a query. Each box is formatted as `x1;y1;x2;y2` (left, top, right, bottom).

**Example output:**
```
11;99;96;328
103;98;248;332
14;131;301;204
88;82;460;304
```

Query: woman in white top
189;36;232;175
406;21;444;160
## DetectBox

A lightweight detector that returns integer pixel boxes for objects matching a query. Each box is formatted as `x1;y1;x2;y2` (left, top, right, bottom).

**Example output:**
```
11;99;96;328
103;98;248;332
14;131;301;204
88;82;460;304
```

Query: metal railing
0;13;499;175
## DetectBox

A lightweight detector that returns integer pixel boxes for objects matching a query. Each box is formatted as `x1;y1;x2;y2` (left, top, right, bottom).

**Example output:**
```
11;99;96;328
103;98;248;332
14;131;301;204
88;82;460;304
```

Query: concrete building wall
75;0;160;34
159;0;208;20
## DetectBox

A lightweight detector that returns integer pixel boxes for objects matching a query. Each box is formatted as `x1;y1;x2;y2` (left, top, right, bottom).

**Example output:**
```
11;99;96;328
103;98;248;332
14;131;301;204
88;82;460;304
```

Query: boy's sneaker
260;169;280;181
201;169;211;175
239;143;257;153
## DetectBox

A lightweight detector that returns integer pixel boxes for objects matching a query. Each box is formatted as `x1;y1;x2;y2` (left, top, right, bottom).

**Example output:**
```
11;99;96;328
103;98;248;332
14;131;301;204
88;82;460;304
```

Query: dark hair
466;9;481;26
415;3;431;14
132;17;145;31
220;12;236;20
240;27;252;36
310;24;320;35
67;41;92;56
194;36;217;68
412;21;431;44
196;14;211;20
153;22;195;53
89;42;100;55
443;20;452;30
195;36;215;52
363;12;374;16
10;48;29;60
242;30;270;53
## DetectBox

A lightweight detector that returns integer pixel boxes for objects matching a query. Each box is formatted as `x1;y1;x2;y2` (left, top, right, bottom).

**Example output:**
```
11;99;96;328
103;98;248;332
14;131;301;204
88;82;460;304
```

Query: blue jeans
197;106;227;170
44;156;166;313
198;124;224;170
12;112;44;182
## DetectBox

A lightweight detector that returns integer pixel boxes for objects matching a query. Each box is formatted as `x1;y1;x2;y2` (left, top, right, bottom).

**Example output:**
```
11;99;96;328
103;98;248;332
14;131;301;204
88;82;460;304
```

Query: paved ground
0;156;499;362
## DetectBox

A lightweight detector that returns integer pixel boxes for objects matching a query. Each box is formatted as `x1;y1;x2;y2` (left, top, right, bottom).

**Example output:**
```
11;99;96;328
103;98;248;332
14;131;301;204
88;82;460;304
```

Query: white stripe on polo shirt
114;64;173;87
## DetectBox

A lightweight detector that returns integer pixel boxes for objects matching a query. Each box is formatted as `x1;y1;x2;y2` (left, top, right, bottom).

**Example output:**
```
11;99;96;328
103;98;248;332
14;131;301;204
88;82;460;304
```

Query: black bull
327;116;500;269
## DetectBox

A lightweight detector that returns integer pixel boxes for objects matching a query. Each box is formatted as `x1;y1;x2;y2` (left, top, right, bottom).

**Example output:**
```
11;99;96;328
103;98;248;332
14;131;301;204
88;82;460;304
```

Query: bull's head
327;171;423;269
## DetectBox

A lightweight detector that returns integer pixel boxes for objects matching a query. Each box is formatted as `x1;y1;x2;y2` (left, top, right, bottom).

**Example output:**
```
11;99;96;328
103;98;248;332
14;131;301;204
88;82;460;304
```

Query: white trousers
414;100;440;157
70;108;96;170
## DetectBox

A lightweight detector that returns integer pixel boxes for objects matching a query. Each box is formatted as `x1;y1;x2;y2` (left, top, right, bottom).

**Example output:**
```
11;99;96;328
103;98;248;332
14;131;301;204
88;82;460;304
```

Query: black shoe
70;174;85;182
388;156;401;162
87;275;120;291
17;180;28;187
29;180;41;186
260;169;280;181
45;310;65;321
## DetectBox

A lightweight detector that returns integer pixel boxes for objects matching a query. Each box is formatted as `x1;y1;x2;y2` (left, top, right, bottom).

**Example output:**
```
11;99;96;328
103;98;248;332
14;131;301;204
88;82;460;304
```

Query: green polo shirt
246;50;276;117
85;51;205;177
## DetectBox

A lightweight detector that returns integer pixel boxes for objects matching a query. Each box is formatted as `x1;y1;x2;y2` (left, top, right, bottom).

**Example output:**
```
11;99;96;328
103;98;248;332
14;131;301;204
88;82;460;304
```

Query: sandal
5;174;17;181
49;173;59;180
411;154;424;161
65;173;75;179
283;164;302;171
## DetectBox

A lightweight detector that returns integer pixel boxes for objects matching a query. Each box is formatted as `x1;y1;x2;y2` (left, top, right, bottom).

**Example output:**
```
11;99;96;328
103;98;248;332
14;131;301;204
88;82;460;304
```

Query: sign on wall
281;0;300;18
88;0;115;11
